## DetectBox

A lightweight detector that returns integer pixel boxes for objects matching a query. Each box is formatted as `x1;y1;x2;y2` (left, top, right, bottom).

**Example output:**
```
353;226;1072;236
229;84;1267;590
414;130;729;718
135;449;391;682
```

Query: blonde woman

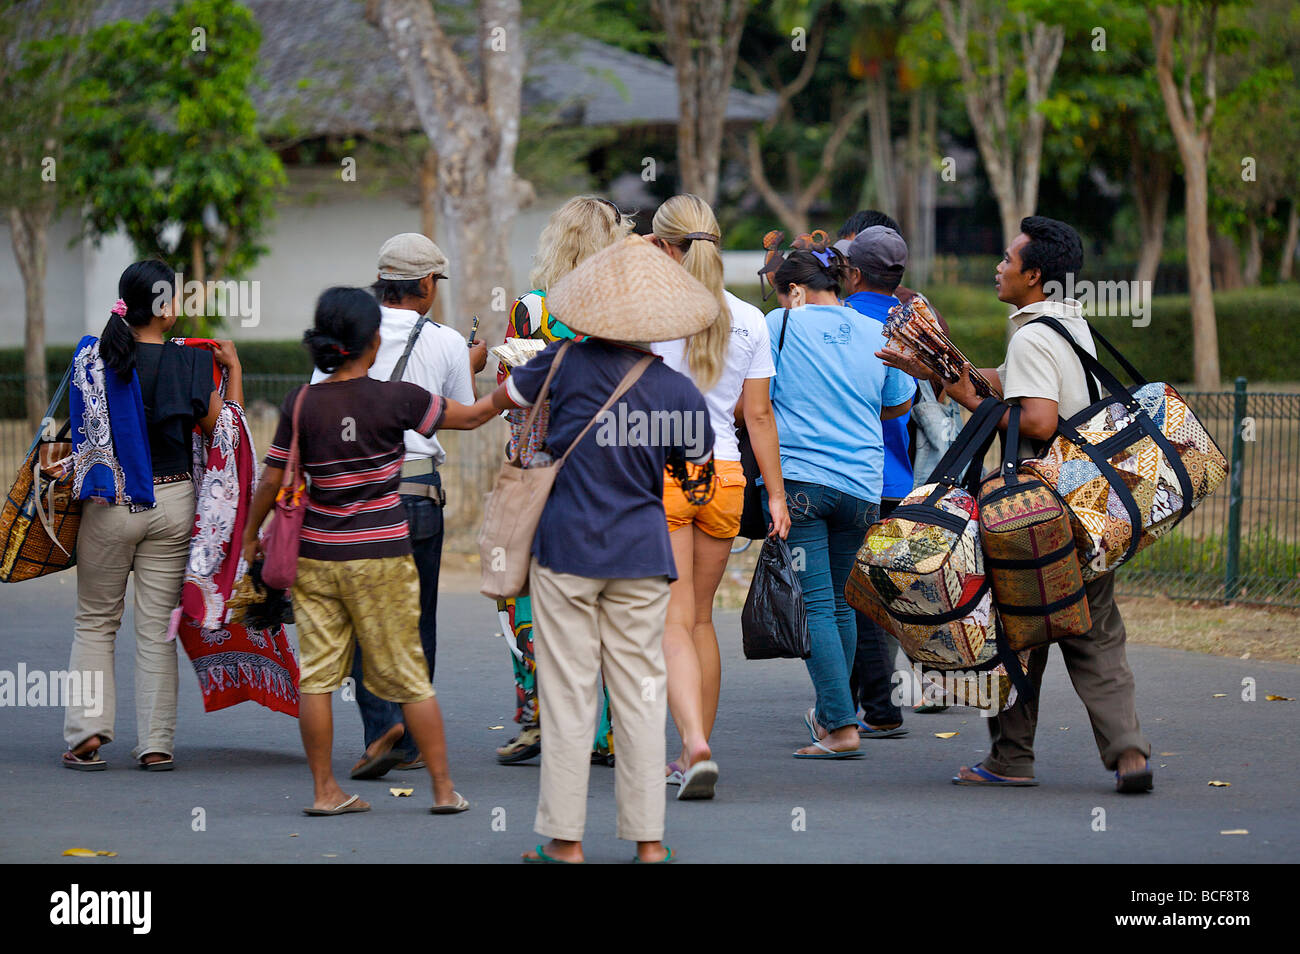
649;194;790;799
493;196;636;766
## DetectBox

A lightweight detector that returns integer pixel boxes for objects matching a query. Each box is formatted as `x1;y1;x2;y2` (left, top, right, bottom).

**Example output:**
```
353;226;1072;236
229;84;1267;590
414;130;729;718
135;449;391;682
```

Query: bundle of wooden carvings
883;295;1000;400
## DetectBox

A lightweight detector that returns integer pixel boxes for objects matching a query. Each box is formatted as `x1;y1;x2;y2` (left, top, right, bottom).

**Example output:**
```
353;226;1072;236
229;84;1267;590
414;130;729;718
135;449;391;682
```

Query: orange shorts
663;458;747;539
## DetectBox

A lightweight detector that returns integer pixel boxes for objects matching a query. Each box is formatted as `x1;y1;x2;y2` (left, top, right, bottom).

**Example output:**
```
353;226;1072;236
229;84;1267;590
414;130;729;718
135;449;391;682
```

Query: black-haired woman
63;260;242;771
241;287;498;817
763;249;914;759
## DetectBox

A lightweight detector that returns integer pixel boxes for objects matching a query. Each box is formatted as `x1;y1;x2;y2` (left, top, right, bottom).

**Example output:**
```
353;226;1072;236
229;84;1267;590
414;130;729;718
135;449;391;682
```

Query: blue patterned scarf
70;335;155;508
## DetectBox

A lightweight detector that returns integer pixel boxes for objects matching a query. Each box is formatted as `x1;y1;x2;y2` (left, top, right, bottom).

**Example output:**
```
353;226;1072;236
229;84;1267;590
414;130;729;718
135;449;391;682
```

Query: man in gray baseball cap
846;225;908;288
310;231;486;780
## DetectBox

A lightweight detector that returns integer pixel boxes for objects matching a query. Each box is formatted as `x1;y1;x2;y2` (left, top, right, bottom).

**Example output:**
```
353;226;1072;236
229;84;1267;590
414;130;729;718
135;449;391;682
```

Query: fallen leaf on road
1212;693;1227;698
488;725;504;730
323;853;338;858
1220;829;1249;835
1160;752;1178;756
289;833;298;837
934;732;958;739
389;787;413;797
1207;780;1231;787
62;848;116;857
1059;726;1069;730
1265;695;1293;701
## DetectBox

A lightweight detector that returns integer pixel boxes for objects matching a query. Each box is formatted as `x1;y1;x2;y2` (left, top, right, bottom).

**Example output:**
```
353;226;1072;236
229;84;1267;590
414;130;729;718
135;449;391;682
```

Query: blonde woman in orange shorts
649;195;790;800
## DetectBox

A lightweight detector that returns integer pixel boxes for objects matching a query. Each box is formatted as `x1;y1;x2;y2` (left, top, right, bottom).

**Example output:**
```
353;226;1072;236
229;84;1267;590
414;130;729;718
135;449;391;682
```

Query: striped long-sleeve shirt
265;379;444;561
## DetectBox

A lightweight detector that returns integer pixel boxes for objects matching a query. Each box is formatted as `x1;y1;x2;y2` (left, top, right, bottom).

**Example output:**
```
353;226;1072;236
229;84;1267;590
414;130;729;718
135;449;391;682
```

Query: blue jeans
765;480;878;732
352;471;443;758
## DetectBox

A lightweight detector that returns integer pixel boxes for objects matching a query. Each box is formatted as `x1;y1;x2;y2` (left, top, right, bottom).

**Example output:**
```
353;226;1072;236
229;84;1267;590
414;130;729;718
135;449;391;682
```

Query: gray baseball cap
847;225;907;278
377;233;448;281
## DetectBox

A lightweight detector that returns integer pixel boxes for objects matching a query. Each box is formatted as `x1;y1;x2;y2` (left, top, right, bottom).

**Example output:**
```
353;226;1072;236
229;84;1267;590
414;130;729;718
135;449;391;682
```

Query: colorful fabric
173;368;299;716
1021;382;1228;579
69;335;155;509
978;471;1091;651
845;483;998;671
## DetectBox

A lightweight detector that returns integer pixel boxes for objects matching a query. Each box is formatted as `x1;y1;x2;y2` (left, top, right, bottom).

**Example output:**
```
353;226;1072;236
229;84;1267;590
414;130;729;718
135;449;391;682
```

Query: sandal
303;793;371;816
632;846;675;864
1115;759;1154;794
139;755;174;772
523;844;582;864
794;739;864;760
496;726;541;764
429;791;471;814
952;765;1038;786
62;748;107;772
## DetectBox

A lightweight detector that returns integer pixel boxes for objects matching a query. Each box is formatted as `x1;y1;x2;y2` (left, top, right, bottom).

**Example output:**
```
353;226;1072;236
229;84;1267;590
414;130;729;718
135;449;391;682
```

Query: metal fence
3;373;1296;608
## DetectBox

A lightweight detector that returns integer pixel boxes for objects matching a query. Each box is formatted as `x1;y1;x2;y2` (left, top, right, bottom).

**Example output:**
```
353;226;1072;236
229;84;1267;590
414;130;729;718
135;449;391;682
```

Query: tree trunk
1210;226;1242;291
864;77;896;216
1151;3;1220;391
9;206;51;430
914;90;938;288
419;146;444;324
1131;137;1171;287
1280;201;1299;281
1242;219;1261;286
1184;151;1221;389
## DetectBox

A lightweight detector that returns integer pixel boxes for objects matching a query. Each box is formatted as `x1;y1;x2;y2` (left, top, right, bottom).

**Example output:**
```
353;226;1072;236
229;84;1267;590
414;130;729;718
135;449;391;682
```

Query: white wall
0;178;763;348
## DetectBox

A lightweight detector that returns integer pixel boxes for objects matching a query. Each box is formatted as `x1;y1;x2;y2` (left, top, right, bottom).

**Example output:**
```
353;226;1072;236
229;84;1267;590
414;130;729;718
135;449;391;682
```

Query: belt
398;482;446;505
401;458;436;477
153;472;192;485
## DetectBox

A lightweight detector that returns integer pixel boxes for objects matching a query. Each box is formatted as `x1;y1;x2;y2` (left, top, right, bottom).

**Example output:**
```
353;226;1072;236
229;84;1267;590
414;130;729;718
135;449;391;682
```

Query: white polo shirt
311;304;473;465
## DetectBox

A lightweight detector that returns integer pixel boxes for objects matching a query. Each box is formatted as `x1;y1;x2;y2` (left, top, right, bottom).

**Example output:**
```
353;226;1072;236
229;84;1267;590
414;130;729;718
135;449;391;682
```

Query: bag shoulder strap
28;364;73;460
389;315;431;382
556;353;656;467
282;385;308;490
1027;314;1146;406
777;307;791;353
924;396;1004;490
997;404;1022;485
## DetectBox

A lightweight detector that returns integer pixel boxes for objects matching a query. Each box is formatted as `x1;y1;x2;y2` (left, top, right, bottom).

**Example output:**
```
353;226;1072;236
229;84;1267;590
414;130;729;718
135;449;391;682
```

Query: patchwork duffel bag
1019;317;1229;580
978;405;1091;651
846;398;1031;708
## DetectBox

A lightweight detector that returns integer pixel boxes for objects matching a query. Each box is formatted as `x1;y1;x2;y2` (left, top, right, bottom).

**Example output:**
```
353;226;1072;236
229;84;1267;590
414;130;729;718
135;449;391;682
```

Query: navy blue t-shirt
506;338;713;581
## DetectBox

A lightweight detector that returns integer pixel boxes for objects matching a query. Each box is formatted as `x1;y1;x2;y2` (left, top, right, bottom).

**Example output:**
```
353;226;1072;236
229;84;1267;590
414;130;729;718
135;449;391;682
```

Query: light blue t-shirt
764;303;915;504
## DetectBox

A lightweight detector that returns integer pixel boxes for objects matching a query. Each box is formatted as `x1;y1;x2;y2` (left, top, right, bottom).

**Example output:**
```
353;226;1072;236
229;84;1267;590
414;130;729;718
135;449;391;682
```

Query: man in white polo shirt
878;216;1153;794
310;233;487;780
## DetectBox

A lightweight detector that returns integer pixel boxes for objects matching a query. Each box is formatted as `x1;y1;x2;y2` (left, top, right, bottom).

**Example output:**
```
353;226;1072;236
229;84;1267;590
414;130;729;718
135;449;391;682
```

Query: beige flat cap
546;234;720;343
377;232;448;280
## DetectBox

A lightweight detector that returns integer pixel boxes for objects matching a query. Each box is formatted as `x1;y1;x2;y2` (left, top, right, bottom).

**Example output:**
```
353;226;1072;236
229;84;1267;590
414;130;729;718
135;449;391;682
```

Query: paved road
1;572;1296;864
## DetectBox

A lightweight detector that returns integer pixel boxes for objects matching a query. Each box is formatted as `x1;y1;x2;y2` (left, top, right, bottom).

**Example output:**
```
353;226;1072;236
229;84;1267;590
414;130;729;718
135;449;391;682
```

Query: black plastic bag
741;536;811;660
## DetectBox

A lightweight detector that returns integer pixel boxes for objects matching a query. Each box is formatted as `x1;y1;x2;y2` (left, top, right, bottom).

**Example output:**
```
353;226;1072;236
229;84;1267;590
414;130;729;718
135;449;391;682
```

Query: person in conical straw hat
482;233;719;863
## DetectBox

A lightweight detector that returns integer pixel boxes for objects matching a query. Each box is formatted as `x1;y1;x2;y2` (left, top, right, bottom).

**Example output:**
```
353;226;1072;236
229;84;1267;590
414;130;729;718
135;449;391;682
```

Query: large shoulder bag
479;343;654;599
846;397;1032;710
736;308;789;539
1019;316;1229;580
1;367;81;582
978;405;1091;651
260;386;308;590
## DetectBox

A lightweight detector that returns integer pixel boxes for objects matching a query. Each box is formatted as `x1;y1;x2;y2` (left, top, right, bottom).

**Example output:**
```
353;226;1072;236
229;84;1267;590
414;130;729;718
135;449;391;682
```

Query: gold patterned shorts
292;555;435;702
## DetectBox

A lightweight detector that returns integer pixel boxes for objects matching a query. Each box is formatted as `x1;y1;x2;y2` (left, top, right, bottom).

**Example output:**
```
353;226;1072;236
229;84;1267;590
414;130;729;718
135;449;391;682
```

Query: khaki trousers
529;560;670;843
983;572;1151;776
64;481;194;760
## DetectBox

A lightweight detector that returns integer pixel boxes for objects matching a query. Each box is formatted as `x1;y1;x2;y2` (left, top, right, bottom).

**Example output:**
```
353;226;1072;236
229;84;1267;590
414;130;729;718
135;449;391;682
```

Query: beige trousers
529;560;670;843
64;480;195;760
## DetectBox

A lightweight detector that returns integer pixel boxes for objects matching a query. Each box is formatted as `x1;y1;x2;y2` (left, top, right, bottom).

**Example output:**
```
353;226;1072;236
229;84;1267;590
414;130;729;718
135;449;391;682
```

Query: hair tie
683;231;720;244
111;299;128;317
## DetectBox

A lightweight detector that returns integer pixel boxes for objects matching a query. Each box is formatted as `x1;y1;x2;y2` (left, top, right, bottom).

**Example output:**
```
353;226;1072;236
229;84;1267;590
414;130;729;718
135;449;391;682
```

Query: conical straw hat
546;234;721;343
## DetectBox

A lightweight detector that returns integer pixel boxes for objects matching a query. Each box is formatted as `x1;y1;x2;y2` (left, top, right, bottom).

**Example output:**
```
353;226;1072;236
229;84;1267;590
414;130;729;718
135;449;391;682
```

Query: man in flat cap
311;232;487;780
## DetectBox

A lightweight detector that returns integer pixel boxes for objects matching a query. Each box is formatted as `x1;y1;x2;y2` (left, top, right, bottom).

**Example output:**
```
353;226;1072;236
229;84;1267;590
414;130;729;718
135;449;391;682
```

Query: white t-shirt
652;290;775;461
310;304;473;464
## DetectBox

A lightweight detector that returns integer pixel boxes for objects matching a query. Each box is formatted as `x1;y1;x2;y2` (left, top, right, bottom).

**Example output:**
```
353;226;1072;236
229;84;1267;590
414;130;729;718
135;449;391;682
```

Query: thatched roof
94;0;777;140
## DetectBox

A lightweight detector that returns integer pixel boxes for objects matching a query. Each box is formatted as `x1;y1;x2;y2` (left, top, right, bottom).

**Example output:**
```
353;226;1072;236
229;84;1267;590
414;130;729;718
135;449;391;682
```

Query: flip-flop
632;846;675;864
803;707;822;743
350;748;405;780
676;760;719;800
139;756;174;772
794;739;864;760
857;720;908;739
952;765;1039;786
303;794;371;816
1115;760;1154;794
429;792;470;814
62;749;107;771
523;844;581;864
665;761;684;786
914;703;950;714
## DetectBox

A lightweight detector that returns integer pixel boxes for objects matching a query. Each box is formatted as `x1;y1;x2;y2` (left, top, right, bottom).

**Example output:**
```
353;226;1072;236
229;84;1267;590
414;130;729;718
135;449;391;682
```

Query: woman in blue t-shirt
763;249;914;759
